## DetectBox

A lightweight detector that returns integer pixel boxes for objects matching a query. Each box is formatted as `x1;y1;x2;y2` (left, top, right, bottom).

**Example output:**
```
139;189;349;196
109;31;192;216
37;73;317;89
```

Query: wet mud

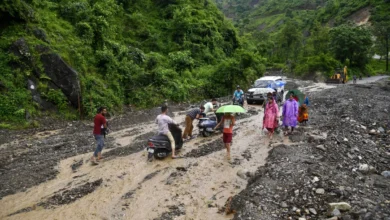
38;178;103;208
184;138;224;158
103;131;155;159
153;204;186;220
1;79;360;220
71;159;83;172
121;190;135;200
7;207;34;217
9;179;103;217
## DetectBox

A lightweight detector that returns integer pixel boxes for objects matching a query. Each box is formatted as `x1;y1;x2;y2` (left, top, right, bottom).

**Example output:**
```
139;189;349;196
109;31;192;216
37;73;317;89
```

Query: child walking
215;113;235;159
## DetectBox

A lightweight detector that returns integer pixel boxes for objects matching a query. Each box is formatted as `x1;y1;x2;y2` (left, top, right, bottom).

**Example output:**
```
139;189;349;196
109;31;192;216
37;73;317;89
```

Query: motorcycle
146;123;183;161
197;114;223;137
232;97;244;107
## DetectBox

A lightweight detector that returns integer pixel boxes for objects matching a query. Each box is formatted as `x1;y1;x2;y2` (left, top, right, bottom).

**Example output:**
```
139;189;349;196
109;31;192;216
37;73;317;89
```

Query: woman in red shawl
262;97;279;139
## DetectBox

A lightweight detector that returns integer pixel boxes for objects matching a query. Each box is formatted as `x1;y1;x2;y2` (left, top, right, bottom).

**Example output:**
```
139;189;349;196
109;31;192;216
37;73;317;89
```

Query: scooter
197;114;223;137
146;124;183;161
232;97;244;107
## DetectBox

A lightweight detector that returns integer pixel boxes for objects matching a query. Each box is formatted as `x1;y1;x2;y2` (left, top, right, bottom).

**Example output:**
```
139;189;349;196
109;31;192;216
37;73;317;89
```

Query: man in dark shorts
182;106;205;141
214;113;235;160
91;107;108;164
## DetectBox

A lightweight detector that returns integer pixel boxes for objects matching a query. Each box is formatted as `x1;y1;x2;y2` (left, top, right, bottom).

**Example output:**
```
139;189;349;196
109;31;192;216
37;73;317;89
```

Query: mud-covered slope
231;83;390;219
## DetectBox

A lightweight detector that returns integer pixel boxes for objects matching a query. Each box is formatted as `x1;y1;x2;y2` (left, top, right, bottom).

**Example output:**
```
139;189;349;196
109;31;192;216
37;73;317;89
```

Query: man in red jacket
91;107;107;164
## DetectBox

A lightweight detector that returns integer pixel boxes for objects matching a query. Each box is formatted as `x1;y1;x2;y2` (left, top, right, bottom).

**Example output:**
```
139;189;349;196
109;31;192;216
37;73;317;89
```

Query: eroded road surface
0;79;369;220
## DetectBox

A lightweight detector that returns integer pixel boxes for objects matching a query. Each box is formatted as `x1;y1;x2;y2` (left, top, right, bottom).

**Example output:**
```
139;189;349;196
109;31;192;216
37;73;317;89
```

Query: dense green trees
371;1;390;72
214;0;388;76
0;0;265;124
329;24;372;69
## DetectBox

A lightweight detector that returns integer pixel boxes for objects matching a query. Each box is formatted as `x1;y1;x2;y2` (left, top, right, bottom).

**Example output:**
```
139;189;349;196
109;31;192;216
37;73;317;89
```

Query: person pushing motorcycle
155;105;178;159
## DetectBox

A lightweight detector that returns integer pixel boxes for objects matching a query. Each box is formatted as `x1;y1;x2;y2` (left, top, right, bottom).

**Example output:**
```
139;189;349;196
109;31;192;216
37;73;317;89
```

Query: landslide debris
230;83;390;220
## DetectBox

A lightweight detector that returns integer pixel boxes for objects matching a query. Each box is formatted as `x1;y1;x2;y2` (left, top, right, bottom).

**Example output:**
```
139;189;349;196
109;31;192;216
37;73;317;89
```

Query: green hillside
215;0;380;32
0;0;265;125
214;0;390;77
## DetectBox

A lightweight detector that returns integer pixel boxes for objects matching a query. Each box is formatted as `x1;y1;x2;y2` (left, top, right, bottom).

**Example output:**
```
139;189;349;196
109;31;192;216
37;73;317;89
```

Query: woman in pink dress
262;97;279;139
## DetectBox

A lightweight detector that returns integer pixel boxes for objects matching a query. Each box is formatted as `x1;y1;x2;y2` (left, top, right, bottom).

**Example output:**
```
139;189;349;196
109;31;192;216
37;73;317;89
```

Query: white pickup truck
245;76;285;104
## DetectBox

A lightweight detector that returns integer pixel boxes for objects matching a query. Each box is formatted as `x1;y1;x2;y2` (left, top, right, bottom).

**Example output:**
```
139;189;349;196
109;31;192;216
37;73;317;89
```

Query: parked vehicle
246;76;285;105
326;68;348;84
146;124;183;161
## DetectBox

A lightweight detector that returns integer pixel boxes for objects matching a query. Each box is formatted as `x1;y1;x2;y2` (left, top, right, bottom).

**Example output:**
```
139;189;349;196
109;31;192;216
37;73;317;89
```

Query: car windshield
254;80;273;88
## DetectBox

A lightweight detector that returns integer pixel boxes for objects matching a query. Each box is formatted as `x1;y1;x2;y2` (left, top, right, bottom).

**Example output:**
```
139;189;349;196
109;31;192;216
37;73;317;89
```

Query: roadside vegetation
0;0;265;125
0;0;389;126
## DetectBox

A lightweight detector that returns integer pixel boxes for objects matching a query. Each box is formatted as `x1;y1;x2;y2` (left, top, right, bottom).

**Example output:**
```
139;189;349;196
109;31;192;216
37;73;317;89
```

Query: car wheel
247;100;253;105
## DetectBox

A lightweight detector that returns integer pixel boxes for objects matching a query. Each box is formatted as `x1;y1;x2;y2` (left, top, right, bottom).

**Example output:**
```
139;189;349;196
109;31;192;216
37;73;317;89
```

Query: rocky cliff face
9;38;81;109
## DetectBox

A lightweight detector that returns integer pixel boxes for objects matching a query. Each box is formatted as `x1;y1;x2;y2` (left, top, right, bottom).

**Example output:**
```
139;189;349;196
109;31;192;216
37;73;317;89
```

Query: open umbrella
285;89;305;105
216;105;246;113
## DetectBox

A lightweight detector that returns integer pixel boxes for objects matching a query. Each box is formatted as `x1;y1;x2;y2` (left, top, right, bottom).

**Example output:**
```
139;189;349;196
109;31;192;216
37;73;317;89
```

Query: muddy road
0;99;277;220
0;79;372;220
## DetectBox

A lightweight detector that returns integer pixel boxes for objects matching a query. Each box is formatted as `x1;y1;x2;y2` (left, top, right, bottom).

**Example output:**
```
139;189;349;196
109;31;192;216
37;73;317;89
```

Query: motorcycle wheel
202;130;212;137
154;148;168;160
147;152;154;162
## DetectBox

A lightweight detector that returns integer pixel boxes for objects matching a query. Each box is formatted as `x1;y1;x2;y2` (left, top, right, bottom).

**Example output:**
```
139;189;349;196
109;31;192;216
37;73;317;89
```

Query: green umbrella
285;89;305;105
216;105;246;113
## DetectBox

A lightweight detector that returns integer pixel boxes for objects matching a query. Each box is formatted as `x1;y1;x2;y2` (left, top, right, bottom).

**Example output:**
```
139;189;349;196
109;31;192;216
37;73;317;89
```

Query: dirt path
0;80;335;220
347;75;389;85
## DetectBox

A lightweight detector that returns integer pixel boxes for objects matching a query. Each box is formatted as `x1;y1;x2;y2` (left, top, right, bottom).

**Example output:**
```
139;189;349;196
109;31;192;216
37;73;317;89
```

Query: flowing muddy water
0;80;333;220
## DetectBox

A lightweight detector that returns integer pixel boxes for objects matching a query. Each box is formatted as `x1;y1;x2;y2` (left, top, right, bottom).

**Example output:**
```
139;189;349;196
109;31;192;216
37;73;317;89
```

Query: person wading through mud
262;92;273;110
298;94;310;125
262;97;279;139
182;106;205;141
282;93;298;135
91;107;108;164
156;105;179;159
214;113;235;160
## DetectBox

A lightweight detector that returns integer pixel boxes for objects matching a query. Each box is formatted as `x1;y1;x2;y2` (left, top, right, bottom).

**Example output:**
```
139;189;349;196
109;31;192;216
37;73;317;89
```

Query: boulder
9;38;32;68
39;49;81;108
381;171;390;178
315;188;325;194
315;145;326;151
329;202;352;211
32;28;49;43
237;169;248;180
9;39;81;108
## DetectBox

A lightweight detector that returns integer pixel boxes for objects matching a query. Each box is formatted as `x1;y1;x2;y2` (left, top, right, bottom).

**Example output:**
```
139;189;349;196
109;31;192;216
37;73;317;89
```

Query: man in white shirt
155;105;178;159
203;98;218;117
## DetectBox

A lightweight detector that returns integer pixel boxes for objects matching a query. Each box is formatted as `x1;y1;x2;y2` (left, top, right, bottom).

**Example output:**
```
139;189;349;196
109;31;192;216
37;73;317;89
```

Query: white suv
245;76;285;104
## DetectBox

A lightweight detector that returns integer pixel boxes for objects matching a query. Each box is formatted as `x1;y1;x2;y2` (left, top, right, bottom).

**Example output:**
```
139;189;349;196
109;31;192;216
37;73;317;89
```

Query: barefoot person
91;107;108;164
156;105;178;159
282;93;298;135
214;113;235;159
263;97;279;139
182;106;205;141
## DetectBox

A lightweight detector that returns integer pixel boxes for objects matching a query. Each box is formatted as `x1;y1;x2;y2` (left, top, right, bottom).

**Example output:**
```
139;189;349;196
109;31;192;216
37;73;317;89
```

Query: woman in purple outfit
282;93;299;135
